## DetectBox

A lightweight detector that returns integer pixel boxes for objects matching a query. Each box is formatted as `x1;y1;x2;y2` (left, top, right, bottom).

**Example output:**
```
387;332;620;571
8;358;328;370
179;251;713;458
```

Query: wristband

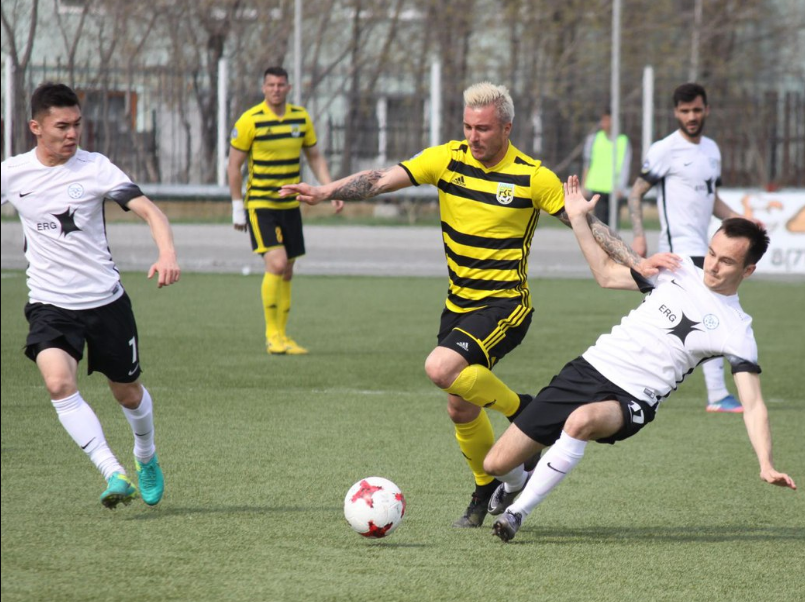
232;199;246;225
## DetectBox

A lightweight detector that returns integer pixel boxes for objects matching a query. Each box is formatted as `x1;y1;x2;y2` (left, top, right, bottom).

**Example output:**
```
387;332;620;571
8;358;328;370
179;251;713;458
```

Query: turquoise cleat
100;472;138;509
707;394;743;413
135;454;164;506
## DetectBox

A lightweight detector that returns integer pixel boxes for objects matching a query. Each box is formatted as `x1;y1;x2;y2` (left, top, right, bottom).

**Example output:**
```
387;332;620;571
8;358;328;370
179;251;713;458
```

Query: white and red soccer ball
343;477;406;538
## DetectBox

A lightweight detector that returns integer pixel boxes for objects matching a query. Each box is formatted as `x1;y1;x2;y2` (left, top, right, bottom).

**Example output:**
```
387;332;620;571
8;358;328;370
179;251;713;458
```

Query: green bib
586;130;628;193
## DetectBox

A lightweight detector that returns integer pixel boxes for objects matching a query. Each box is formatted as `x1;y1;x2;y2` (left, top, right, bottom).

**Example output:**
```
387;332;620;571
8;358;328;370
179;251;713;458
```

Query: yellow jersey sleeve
230;112;255;152
531;165;565;214
400;144;452;186
302;111;317;148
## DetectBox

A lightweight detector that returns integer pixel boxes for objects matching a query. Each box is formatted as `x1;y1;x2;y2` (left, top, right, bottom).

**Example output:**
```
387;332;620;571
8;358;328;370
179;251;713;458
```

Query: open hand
761;468;797;490
636;252;681;277
279;183;326;206
563;175;599;221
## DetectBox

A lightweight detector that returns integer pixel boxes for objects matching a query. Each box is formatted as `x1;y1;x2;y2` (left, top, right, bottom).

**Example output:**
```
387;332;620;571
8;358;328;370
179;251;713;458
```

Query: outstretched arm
563;175;640;290
127;196;181;288
628;177;652;257
555;178;672;277
303;145;344;214
279;165;412;205
734;371;797;490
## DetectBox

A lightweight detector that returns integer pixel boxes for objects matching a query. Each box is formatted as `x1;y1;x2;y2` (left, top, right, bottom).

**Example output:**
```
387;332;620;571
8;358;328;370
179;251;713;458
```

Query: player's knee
483;450;506;477
43;375;77;400
264;253;288;275
424;354;456;389
564;407;597;440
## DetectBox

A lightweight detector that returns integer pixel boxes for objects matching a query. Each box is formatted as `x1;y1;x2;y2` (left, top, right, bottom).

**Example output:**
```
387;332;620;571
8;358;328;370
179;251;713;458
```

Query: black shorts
514;357;655;446
24;292;142;383
247;207;305;259
437;301;533;369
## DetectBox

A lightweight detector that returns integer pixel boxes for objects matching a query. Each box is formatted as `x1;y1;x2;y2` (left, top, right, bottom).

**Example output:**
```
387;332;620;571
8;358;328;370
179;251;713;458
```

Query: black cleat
492;510;523;542
488;464;535;516
487;482;520;516
452;480;499;528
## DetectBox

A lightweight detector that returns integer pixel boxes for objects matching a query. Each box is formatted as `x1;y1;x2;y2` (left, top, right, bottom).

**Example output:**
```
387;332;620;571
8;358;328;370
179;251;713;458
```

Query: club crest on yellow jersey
496;182;515;205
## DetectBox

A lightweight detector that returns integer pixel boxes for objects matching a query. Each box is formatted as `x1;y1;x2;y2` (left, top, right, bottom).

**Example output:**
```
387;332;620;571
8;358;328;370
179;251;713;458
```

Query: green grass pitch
1;271;803;602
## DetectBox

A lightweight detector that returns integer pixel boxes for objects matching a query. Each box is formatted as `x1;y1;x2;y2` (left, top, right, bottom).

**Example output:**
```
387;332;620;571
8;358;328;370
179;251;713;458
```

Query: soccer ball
343;477;406;538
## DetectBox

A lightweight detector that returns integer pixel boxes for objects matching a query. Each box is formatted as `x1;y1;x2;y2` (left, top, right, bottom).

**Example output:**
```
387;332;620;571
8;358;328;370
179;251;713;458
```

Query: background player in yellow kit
228;66;343;355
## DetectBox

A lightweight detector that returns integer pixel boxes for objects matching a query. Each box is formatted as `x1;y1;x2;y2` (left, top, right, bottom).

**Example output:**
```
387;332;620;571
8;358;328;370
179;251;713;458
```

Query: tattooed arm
628;177;653;257
554;189;673;277
279;166;412;205
554;206;644;270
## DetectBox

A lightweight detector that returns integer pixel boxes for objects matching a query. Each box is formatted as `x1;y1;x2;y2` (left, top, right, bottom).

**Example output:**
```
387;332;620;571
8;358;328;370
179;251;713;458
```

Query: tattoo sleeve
329;168;393;201
554;208;642;269
628;177;652;239
588;215;643;269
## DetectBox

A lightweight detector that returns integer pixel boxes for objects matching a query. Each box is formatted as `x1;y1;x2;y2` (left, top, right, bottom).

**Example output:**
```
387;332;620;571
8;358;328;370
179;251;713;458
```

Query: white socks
703;358;730;403
52;392;123;480
508;431;587;518
498;463;528;493
52;387;157;481
121;386;156;463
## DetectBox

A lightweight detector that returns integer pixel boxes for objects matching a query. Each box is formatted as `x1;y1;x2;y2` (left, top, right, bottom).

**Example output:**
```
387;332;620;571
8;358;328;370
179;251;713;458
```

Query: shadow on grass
358;542;429;548
126;505;342;520
504;525;804;545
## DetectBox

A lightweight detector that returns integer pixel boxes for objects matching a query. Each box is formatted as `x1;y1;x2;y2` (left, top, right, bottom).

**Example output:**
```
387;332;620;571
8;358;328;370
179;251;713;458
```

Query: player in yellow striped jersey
281;82;664;528
228;67;343;355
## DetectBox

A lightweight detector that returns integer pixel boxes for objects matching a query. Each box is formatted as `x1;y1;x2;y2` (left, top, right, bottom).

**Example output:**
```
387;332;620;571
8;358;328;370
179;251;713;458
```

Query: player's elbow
590;266;622;289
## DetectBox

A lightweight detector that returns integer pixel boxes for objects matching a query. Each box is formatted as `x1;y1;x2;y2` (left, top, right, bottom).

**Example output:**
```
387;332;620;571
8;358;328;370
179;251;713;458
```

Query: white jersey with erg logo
640;130;722;256
1;149;142;310
582;257;758;406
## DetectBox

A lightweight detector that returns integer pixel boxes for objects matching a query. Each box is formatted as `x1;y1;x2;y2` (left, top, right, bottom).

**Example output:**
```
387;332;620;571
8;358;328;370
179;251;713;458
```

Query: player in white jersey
481;176;796;542
0;83;180;509
628;83;748;413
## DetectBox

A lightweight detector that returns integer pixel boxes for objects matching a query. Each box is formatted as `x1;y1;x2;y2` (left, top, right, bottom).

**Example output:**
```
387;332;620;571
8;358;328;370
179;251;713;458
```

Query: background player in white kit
483;176;796;542
0;83;180;509
628;83;748;413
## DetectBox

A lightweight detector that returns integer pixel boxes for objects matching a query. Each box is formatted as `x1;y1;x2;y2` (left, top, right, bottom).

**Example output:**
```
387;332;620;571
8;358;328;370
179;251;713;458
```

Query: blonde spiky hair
463;82;514;124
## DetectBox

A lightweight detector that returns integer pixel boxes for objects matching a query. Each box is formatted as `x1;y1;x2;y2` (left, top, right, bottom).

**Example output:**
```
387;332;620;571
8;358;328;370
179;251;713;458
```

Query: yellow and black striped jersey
230;102;317;210
400;141;564;313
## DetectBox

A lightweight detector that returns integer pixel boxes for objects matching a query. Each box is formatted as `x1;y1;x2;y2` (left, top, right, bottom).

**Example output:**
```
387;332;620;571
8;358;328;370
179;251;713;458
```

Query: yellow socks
454;412;496;486
278;278;292;338
444;364;520;417
261;273;283;342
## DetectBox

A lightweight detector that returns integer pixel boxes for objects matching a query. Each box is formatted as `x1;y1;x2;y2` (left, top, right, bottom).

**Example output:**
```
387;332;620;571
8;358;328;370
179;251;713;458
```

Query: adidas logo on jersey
452;175;465;187
456;341;470;351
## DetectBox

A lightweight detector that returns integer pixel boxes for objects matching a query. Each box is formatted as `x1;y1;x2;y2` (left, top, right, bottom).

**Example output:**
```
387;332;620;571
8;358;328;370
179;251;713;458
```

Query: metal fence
3;60;804;190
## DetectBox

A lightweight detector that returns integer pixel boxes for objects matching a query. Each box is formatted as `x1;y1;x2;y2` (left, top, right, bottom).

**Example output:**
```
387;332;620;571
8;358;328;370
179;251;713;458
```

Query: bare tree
53;0;91;86
1;0;39;156
5;0;802;186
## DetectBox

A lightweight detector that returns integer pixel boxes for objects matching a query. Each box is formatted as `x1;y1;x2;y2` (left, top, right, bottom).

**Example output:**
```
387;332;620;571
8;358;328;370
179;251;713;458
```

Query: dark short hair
673;83;707;107
263;66;289;81
716;218;770;266
31;82;80;120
